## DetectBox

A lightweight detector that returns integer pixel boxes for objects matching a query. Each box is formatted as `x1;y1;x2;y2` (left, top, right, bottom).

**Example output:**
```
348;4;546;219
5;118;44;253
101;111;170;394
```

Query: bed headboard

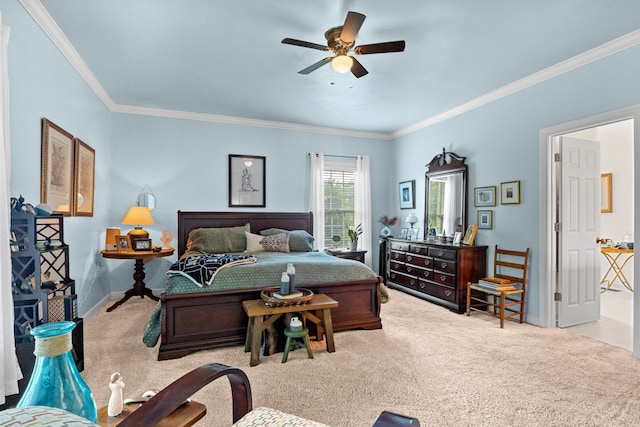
177;211;313;257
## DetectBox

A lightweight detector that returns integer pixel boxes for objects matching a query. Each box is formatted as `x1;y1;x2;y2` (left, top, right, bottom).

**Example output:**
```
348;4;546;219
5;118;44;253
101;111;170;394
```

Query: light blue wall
4;0;640;324
3;1;112;315
394;45;640;323
105;114;394;293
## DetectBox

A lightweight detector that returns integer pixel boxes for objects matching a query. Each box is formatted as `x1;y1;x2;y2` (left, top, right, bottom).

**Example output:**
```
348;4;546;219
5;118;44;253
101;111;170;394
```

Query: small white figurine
160;230;174;250
108;372;125;418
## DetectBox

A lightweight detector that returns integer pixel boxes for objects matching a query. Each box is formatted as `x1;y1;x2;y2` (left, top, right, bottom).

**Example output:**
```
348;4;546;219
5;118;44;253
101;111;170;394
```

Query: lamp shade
121;206;154;241
406;213;418;225
121;206;154;226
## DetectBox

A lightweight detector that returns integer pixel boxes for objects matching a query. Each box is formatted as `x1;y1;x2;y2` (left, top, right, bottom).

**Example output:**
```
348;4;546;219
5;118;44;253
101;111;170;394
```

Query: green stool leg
282;336;293;363
303;334;314;359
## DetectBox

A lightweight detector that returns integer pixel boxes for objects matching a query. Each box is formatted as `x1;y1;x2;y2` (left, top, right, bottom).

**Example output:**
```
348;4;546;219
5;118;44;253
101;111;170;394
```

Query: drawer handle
393;253;400;259
440;262;448;269
445;290;452;297
410;279;416;286
392;263;400;269
419;283;426;289
390;273;396;279
438;250;444;256
416;248;423;254
423;271;429;278
407;255;412;261
439;275;446;282
406;266;412;273
423;259;430;266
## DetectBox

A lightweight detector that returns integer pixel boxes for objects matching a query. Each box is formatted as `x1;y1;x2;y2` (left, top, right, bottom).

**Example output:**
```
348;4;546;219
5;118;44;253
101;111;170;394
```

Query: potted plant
346;223;363;251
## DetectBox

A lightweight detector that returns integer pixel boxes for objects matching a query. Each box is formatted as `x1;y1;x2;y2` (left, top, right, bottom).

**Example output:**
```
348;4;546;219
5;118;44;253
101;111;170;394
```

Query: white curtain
309;152;325;251
355;155;372;267
0;15;20;404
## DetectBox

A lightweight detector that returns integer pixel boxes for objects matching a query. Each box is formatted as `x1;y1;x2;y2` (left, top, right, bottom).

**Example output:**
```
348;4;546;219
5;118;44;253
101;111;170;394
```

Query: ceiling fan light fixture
331;55;353;73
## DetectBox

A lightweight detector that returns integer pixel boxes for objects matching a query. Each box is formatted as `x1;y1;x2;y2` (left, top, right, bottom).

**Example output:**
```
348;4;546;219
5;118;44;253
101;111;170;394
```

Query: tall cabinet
382;238;486;313
10;210;84;370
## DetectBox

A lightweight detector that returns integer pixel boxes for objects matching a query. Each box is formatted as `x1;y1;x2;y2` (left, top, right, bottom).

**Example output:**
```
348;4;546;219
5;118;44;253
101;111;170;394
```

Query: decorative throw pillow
245;231;289;253
259;228;314;252
186;223;250;254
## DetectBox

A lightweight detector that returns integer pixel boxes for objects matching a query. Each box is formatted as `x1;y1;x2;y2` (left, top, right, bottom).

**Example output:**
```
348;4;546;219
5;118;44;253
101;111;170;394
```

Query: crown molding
393;29;640;138
22;1;640;140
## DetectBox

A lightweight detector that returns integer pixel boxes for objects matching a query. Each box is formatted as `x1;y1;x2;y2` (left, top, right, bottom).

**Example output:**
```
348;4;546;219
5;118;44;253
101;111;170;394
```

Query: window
427;179;446;233
323;163;355;248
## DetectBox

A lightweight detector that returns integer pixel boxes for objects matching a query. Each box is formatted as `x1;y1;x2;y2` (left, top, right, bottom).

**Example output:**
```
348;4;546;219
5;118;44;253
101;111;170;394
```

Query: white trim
538;105;640;358
393;29;640;138
21;1;640;139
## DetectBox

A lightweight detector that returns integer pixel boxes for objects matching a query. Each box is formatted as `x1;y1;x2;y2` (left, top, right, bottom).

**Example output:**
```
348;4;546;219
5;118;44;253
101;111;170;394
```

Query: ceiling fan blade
354;40;406;55
340;11;366;44
350;57;368;78
282;38;329;51
299;57;332;74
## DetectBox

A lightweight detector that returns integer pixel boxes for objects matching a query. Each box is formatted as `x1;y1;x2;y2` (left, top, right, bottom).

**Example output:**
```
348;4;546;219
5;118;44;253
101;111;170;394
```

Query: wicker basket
260;287;314;307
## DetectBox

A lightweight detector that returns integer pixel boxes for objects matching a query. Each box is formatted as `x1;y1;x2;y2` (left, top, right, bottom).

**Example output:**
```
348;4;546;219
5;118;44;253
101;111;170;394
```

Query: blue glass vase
17;321;97;422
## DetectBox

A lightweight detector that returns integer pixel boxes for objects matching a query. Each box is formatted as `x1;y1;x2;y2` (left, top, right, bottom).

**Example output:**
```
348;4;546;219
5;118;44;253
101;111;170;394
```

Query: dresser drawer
428;247;457;261
409;244;429;256
390;250;406;262
389;260;405;273
390;241;410;251
430;271;456;286
388;271;418;291
406;265;432;281
418;280;456;303
405;253;433;269
432;258;456;274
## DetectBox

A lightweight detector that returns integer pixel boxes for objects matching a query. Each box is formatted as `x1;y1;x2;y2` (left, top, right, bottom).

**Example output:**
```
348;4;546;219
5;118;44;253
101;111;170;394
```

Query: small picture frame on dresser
399;228;408;239
410;228;420;240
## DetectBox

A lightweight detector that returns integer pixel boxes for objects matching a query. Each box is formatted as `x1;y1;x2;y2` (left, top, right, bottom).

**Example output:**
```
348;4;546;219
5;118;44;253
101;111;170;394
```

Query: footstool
282;327;313;363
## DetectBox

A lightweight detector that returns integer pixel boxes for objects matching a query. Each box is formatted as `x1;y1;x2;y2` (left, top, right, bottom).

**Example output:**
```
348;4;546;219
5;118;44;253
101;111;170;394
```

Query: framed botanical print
229;154;266;207
73;138;95;216
41;118;74;215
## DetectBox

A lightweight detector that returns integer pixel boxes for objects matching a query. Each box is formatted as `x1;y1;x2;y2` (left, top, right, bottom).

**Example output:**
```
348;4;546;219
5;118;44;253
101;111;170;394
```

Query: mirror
424;149;468;240
136;184;157;211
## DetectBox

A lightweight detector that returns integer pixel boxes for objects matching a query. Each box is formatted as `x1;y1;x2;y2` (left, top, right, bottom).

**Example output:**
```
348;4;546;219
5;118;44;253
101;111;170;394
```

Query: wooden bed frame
157;211;383;360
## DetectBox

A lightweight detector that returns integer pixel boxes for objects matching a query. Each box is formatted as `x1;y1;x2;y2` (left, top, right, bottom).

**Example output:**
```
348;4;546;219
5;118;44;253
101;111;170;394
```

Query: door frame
538;105;640;358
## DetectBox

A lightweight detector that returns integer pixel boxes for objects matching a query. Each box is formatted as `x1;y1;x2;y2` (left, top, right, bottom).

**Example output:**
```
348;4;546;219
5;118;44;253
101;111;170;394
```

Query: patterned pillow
259;229;315;252
186;224;250;254
245;231;289;252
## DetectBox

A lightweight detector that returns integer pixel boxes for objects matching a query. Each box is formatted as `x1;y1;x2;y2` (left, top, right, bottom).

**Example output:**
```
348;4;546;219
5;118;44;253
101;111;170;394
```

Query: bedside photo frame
116;235;131;251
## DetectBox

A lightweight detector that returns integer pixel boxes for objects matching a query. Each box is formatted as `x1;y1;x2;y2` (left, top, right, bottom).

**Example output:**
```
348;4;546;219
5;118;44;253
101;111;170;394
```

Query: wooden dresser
384;238;487;313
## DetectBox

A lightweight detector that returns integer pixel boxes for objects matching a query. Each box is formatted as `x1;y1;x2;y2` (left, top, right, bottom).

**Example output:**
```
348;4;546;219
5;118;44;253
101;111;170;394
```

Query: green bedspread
143;251;377;347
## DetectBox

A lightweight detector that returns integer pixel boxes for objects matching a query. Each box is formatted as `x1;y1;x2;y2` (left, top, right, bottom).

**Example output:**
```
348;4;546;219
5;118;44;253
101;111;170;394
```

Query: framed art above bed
229;154;265;207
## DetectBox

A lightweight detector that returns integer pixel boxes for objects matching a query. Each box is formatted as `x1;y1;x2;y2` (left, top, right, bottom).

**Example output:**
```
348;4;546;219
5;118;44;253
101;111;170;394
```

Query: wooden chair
0;363;420;426
466;246;530;328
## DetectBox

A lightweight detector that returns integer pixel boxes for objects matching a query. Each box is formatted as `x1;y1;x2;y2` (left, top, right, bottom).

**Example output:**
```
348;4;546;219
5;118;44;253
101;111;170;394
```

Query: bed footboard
158;277;383;361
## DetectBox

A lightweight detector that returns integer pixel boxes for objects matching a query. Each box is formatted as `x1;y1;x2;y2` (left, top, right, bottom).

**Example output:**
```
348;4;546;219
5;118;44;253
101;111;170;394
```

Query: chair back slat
493;246;530;291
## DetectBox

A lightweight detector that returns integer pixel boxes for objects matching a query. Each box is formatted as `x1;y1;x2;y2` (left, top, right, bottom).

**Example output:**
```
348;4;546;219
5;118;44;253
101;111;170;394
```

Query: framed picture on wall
41;118;75;216
399;180;415;209
477;210;493;229
474;186;496;207
73;138;95;217
228;154;266;207
500;180;521;205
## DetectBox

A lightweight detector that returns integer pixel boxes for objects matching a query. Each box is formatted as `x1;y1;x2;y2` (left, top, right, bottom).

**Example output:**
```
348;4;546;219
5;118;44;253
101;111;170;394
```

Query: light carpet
81;289;640;426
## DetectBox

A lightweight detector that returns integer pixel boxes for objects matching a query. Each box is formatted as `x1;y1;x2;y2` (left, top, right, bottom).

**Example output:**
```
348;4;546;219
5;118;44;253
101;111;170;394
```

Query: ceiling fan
281;11;406;78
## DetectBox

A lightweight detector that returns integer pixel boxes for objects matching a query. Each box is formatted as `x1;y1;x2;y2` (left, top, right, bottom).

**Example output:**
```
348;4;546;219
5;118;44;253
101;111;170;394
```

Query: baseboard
80;288;165;321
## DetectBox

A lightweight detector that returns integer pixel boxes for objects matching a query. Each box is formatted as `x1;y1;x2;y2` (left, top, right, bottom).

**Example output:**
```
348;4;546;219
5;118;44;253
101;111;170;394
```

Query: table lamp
121;206;154;240
406;213;418;238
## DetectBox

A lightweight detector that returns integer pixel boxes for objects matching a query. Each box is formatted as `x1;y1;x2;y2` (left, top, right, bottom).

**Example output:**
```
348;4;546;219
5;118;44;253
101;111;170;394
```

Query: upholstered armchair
0;363;419;426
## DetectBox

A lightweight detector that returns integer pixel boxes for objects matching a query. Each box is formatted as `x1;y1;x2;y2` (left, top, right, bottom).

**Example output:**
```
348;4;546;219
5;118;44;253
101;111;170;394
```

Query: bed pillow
186;223;250;254
245;231;290;253
260;228;315;252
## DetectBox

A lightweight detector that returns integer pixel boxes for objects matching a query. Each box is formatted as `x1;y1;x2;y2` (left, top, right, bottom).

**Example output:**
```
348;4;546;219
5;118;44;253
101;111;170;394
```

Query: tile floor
565;287;633;351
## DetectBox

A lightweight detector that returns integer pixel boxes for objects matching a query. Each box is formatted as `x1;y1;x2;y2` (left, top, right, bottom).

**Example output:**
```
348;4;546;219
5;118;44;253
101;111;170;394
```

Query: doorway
539;105;640;358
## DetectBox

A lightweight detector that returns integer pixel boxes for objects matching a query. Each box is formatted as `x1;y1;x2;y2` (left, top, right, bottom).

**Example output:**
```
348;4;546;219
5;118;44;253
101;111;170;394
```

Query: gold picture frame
500;180;521;205
462;224;478;246
41;118;74;216
600;173;612;213
73;138;95;216
116;235;131;252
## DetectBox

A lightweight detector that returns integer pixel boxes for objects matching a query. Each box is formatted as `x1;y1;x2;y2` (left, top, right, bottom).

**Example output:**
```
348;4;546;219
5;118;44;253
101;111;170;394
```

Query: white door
557;136;600;327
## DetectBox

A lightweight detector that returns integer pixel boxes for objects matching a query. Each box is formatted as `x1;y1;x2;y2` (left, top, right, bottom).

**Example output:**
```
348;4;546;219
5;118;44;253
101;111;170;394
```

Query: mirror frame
424;149;468;240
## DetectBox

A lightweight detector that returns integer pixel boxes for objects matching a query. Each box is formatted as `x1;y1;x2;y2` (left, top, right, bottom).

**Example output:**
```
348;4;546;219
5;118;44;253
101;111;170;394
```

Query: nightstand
325;248;367;264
